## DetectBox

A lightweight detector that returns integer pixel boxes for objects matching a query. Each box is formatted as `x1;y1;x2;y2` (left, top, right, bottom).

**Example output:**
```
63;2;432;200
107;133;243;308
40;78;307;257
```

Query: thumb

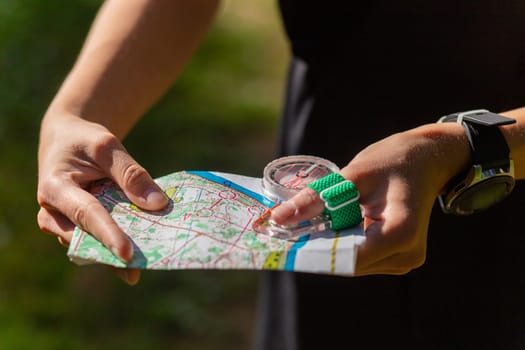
107;147;169;211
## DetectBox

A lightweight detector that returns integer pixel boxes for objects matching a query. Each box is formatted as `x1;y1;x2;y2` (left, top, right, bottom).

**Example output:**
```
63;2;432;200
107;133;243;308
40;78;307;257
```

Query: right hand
37;114;169;285
270;123;470;275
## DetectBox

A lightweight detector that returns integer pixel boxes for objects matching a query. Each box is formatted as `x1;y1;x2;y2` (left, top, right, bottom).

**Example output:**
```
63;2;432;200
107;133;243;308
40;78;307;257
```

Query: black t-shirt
254;1;525;349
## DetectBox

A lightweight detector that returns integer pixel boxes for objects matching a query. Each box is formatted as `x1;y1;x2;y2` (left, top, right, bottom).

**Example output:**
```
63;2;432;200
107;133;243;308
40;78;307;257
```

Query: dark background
0;1;288;348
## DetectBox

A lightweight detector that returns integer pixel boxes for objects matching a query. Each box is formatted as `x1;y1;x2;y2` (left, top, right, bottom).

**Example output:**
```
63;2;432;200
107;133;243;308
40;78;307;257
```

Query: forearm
44;0;219;139
399;107;525;192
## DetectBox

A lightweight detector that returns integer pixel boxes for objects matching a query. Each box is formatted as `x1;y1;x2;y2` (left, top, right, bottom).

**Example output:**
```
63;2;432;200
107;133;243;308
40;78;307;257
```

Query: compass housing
262;155;340;202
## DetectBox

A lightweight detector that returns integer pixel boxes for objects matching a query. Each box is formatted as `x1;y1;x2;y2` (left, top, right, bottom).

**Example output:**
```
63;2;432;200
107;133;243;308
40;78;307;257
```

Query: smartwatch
437;109;516;215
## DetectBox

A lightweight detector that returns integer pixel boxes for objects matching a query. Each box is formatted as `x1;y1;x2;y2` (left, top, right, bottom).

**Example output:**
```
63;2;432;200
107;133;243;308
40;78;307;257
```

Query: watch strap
437;109;515;215
439;109;515;126
439;109;514;166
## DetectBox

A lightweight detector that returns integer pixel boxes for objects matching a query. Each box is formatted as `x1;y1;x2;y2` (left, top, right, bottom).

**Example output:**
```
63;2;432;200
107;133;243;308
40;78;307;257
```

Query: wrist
41;105;126;144
435;109;516;215
406;122;471;192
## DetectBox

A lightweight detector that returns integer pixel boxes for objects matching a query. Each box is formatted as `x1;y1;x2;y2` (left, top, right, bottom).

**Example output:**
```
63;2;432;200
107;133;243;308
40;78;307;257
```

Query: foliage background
0;1;288;349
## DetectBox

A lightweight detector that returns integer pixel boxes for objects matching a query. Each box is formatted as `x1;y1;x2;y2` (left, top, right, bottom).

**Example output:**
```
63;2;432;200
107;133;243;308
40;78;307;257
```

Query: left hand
37;114;169;285
270;123;470;275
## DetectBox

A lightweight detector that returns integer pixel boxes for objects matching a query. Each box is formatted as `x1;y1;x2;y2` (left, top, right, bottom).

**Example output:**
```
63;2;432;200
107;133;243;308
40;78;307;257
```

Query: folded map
67;170;365;276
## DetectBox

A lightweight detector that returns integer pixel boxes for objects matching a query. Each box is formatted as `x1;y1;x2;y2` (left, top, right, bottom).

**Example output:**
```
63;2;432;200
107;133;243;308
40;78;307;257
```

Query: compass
263;155;339;202
262;155;340;203
255;155;339;239
255;155;362;239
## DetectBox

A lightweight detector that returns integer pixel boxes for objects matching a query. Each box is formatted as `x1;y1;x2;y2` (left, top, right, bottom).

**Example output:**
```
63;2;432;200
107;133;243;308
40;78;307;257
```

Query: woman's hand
37;114;169;284
271;123;470;275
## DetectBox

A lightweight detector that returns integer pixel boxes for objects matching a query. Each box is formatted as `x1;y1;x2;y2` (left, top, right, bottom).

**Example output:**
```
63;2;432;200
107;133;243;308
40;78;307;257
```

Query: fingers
355;251;426;276
37;207;75;242
98;141;169;212
270;187;325;225
354;215;426;276
37;127;166;265
57;236;69;248
39;203;142;285
37;120;151;284
108;266;141;286
38;179;134;262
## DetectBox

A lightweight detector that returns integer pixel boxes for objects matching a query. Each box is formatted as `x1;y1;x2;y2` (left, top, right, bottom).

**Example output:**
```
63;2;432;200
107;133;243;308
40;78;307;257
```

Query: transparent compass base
252;206;333;240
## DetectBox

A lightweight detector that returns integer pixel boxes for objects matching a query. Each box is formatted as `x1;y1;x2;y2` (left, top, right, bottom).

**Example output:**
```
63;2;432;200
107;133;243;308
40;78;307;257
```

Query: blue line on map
186;170;275;208
285;234;309;271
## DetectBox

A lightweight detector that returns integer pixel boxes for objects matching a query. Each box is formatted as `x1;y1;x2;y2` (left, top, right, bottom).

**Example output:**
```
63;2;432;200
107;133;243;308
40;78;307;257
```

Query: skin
271;113;525;275
37;0;220;284
37;0;525;283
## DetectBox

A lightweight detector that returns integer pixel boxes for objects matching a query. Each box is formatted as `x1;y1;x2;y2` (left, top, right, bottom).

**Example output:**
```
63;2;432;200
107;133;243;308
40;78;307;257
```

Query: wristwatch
437;109;516;215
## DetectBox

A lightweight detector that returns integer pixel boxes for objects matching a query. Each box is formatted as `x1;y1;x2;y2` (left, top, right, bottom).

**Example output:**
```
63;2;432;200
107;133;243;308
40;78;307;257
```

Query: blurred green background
0;1;288;349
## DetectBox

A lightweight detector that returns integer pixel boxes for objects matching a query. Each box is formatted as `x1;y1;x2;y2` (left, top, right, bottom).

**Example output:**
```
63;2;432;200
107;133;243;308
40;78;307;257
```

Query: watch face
448;175;515;215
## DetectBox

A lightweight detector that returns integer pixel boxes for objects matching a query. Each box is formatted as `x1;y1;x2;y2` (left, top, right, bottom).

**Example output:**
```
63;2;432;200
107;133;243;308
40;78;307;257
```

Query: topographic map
67;171;365;276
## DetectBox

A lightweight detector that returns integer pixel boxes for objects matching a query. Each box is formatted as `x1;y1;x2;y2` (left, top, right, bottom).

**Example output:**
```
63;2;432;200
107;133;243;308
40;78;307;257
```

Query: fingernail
110;245;125;261
110;244;133;263
145;188;169;208
270;205;285;220
270;201;295;224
